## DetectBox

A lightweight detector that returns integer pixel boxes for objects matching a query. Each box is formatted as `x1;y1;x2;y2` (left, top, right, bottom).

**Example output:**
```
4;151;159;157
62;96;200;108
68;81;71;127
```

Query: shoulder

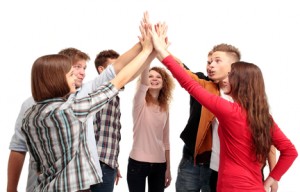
194;72;211;80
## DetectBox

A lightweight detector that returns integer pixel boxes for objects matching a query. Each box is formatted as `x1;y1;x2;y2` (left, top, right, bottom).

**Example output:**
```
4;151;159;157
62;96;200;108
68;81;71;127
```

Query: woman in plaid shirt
21;23;153;192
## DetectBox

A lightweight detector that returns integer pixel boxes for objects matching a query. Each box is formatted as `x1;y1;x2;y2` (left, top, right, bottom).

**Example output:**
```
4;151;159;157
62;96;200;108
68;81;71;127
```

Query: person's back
21;54;122;191
216;102;267;191
22;97;107;191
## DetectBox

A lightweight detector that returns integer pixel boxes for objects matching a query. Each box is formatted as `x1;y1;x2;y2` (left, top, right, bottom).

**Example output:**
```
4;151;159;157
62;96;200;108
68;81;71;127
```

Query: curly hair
145;66;175;112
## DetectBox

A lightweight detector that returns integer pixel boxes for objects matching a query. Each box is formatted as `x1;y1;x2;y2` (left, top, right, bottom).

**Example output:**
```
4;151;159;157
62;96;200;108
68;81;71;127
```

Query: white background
0;0;299;191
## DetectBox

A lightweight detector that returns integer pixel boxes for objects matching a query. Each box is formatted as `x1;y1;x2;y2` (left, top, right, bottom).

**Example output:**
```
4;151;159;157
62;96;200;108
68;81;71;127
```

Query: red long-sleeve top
162;55;298;192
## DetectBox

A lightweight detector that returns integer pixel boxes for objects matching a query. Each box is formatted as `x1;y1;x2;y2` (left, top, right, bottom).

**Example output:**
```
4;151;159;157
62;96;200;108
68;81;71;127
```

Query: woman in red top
150;23;298;192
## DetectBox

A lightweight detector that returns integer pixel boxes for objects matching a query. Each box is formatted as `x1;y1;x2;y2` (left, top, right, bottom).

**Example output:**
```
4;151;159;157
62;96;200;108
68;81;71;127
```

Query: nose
79;68;85;76
209;60;217;67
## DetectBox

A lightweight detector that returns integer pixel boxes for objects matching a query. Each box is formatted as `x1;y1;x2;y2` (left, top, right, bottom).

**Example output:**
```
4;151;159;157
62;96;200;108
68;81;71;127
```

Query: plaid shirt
21;83;118;192
94;95;121;169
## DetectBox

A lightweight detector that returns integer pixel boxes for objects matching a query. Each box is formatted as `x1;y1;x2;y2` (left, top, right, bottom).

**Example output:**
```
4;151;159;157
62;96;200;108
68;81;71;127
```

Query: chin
70;88;76;93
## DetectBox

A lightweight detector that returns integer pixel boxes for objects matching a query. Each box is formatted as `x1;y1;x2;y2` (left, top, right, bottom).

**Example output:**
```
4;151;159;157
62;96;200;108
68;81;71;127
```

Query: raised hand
154;22;169;48
138;17;153;54
149;22;169;61
142;11;152;30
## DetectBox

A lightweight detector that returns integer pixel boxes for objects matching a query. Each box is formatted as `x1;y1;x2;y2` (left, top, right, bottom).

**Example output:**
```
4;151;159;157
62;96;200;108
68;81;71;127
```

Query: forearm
155;47;170;62
140;64;150;85
168;51;184;68
133;51;156;83
165;150;170;170
112;42;142;74
7;151;26;192
268;145;277;171
111;49;151;89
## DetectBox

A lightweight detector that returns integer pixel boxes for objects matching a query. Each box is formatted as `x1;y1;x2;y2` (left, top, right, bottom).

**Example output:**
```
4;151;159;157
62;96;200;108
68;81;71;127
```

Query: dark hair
94;49;119;73
145;66;175;111
31;54;72;102
228;61;273;163
58;47;90;64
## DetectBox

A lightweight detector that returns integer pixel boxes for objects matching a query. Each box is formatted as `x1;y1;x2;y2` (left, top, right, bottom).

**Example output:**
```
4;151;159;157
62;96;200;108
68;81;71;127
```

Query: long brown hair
228;61;273;163
145;67;175;111
31;54;72;102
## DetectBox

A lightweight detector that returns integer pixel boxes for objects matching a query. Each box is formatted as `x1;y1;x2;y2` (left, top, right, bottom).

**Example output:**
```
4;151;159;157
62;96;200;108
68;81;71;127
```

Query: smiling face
149;69;163;91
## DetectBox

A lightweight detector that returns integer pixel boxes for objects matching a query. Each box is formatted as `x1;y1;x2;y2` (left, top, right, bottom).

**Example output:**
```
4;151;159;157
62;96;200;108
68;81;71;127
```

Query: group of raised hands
137;11;171;62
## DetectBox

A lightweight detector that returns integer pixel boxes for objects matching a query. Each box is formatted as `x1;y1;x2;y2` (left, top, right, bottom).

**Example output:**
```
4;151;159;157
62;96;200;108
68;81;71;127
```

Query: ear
97;66;104;73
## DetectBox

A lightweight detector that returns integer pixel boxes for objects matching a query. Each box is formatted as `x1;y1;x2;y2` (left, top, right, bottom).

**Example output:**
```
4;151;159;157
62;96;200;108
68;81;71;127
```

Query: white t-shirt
210;89;233;172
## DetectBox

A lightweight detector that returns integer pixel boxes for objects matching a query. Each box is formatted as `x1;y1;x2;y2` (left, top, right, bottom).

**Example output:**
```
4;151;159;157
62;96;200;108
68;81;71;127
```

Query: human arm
165;150;171;188
163;114;171;188
268;145;277;172
115;168;122;185
267;145;278;192
151;26;229;119
7;151;26;192
140;64;150;86
73;18;153;120
112;42;142;75
112;11;152;76
110;20;153;89
7;97;34;192
139;50;157;85
265;122;297;181
264;121;297;191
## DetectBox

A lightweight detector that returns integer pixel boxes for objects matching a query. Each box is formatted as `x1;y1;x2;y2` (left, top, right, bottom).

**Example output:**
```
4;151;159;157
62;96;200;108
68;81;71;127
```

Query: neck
149;89;159;101
218;81;226;90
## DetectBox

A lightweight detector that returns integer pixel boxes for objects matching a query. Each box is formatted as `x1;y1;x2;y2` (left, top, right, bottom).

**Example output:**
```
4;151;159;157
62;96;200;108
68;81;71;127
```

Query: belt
182;145;211;165
183;152;209;166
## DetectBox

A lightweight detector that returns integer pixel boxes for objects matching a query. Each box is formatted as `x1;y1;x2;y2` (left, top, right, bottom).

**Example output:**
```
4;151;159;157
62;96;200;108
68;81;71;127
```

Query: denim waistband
183;145;211;165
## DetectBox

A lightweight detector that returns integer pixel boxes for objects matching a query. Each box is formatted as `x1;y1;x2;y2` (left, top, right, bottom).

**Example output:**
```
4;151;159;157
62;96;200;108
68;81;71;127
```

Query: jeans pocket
127;159;142;175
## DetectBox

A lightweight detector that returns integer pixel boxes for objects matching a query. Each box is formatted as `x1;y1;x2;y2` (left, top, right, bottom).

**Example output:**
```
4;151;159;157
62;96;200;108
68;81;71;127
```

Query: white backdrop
1;0;299;191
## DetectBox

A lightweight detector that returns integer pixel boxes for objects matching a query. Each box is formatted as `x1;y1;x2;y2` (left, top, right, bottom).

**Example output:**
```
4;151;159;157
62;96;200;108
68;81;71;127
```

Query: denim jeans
90;161;117;192
127;157;166;192
175;156;211;192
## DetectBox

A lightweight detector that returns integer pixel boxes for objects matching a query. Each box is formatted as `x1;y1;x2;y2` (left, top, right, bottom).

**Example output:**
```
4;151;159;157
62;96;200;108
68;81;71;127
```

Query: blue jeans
175;156;211;192
127;157;166;192
90;161;117;192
